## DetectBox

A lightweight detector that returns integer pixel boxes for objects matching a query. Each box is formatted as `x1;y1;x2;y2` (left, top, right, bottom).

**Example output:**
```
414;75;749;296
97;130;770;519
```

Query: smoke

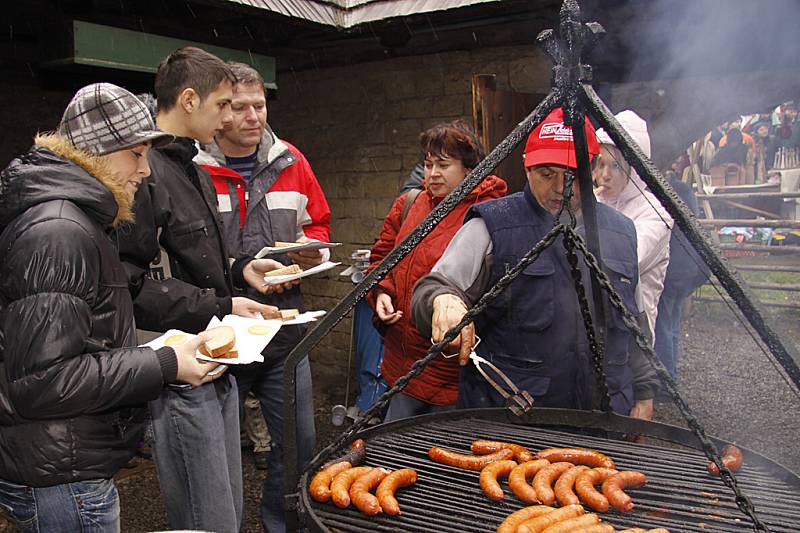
623;0;800;82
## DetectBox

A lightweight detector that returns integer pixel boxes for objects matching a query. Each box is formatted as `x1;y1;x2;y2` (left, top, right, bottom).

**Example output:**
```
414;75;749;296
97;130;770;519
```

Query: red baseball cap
524;107;599;169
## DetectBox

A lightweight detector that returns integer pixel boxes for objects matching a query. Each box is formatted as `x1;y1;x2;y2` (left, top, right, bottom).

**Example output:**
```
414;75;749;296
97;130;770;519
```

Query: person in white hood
594;111;673;339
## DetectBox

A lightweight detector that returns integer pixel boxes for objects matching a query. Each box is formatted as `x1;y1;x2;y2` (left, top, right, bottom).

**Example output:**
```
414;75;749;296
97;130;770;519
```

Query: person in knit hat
412;107;658;420
0;83;219;531
594;110;673;341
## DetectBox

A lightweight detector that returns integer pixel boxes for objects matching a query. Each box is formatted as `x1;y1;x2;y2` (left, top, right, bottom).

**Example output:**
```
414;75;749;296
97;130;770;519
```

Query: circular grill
298;409;800;533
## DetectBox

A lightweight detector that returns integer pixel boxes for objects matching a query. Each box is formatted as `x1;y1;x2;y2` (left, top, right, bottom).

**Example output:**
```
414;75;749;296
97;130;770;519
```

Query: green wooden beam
49;20;277;90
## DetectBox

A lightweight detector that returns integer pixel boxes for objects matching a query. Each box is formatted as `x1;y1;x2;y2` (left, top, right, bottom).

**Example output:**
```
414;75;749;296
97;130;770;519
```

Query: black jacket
0;135;174;487
114;137;234;333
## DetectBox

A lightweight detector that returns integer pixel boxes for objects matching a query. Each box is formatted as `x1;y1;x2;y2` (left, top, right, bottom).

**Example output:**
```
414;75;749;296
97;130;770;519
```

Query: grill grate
300;413;800;533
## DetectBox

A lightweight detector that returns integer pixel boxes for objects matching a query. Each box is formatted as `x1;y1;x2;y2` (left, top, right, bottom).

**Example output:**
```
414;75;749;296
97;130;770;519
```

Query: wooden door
472;74;547;194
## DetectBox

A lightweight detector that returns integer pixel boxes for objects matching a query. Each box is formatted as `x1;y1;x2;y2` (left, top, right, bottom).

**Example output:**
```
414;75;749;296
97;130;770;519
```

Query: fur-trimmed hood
0;133;133;230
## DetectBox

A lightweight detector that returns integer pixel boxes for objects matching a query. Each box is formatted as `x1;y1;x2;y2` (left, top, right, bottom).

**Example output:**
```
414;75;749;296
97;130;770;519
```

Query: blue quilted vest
466;185;640;414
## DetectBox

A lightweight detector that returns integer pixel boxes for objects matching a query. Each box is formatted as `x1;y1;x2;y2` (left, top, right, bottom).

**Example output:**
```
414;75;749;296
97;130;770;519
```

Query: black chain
569;227;770;532
303;225;565;476
557;170;612;412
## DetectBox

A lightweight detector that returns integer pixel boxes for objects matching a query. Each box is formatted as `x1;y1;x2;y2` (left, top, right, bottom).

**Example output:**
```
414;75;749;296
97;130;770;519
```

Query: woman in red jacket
368;120;506;421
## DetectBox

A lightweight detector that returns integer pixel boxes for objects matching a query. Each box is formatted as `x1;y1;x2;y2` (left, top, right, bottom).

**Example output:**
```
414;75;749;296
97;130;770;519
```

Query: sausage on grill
496;505;554;533
322;438;367;469
471;439;533;462
376;468;417;516
509;460;551;503
539;513;600;533
532;462;574;506
601;470;647;512
516;504;585;533
554;465;589;506
479;460;518;501
309;461;352;503
330;466;373;508
574;467;618;512
350;467;391;516
534;448;616;469
428;446;514;471
707;445;743;476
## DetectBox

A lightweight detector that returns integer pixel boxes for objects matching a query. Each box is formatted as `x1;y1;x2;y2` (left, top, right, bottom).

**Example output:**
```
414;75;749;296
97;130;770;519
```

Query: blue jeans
149;373;242;533
353;299;388;412
0;477;119;533
232;325;315;533
383;391;455;422
655;283;693;381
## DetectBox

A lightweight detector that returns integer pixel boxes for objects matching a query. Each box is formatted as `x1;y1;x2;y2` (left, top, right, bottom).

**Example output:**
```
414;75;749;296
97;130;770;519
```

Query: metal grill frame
298;408;800;533
280;0;800;529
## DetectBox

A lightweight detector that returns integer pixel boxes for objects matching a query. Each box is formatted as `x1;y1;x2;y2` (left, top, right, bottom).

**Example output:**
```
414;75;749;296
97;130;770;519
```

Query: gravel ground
2;301;798;532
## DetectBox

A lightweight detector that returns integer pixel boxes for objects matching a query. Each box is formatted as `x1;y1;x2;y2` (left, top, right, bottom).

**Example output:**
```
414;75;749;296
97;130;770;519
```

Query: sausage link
330;466;373;508
532;462;574;506
428;447;514;471
601;470;647;512
539;513;600;533
574;468;618;512
534;448;616;469
479;460;518;501
517;504;585;533
646;529;671;533
554;465;589;507
496;505;554;533
350;467;391;516
707;445;743;475
376;468;417;516
509;460;551;503
472;439;533;462
323;438;367;469
309;461;352;503
620;530;670;533
575;525;615;533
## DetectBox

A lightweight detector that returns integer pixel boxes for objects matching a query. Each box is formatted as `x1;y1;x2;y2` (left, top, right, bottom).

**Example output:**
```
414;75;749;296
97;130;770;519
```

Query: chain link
569;227;770;532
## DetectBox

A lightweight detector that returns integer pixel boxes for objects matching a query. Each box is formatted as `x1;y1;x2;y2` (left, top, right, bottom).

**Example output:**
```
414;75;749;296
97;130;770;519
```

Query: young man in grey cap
114;47;287;532
0;83;220;531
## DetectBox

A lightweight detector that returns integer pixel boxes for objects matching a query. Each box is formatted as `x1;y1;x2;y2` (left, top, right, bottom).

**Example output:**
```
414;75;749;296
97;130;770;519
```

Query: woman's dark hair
419;120;486;169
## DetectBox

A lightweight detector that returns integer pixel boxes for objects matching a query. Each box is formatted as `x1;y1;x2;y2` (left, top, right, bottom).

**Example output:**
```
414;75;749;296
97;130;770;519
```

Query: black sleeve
2;220;165;420
115;174;230;334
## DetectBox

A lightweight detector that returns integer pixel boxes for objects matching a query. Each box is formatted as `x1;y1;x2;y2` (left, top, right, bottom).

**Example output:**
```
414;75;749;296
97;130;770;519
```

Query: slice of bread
263;264;303;278
273;241;297;247
203;326;236;358
279;309;300;321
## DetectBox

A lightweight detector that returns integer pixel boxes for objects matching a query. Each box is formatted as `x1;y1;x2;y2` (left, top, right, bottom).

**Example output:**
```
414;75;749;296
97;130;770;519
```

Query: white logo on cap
539;122;574;141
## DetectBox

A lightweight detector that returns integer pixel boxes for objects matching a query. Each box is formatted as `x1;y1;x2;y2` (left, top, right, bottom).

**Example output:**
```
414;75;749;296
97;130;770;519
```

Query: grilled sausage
516;504;585;533
601;470;647;512
471;440;533;462
496;505;555;533
428;447;514;471
532;462;574;506
350;467;391;516
539;513;600;533
479;460;518;501
574;468;618;512
554;465;589;506
575;525;615;533
619;529;670;533
707;445;743;475
309;461;352;503
509;460;551;503
534;448;616;469
323;438;367;469
376;468;417;516
331;466;373;508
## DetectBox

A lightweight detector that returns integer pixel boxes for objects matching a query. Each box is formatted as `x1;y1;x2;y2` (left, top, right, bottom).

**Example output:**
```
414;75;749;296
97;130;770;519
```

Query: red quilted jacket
368;176;506;405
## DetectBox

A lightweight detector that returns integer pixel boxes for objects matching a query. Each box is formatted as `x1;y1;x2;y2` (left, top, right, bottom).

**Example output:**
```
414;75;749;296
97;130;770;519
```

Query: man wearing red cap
411;108;657;418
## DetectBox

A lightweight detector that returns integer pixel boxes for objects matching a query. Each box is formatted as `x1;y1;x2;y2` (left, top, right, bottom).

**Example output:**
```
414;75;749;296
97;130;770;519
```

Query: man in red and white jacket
196;62;330;533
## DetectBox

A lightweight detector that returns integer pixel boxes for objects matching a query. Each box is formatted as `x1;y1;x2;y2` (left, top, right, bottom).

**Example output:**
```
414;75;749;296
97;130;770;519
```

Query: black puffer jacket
0;135;175;487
